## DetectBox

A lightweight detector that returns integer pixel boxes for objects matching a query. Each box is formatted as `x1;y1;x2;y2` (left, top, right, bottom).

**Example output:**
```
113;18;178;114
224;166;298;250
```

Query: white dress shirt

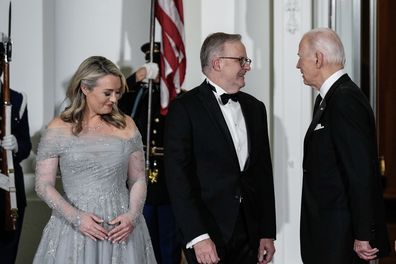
207;79;248;170
319;69;345;99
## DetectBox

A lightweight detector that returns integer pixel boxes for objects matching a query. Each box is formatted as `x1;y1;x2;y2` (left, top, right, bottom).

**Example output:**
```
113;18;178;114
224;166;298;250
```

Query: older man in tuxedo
297;28;390;264
164;32;276;264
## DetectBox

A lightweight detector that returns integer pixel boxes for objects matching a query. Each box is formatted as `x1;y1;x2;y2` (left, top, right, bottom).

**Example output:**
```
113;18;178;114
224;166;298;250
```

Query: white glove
142;62;159;83
1;135;18;153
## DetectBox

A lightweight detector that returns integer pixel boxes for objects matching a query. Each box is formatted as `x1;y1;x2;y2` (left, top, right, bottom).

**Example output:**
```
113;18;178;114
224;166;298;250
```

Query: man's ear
315;51;324;68
212;58;221;71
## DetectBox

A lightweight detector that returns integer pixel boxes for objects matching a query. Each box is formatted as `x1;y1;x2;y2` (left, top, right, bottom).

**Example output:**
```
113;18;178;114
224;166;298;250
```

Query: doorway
376;0;396;263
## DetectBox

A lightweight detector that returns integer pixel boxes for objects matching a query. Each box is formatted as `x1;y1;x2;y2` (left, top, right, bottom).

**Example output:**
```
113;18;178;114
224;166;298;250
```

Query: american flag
155;0;186;115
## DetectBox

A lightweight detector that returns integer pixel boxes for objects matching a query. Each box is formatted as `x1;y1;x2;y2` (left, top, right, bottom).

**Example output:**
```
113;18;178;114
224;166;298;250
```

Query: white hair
303;28;346;67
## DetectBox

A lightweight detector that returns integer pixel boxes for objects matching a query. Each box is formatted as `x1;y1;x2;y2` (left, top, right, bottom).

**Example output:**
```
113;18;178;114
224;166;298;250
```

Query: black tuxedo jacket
301;74;390;263
164;80;276;249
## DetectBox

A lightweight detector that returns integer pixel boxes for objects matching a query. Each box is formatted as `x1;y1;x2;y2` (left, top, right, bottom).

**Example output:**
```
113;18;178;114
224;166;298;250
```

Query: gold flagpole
145;0;156;176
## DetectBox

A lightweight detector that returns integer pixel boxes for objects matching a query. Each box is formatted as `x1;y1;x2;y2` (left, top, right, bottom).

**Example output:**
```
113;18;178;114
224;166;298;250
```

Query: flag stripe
155;0;186;115
156;9;185;55
157;0;184;38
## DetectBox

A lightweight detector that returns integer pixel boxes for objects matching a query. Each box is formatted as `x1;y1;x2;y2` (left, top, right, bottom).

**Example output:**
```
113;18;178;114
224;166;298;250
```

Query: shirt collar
319;69;345;99
206;78;227;95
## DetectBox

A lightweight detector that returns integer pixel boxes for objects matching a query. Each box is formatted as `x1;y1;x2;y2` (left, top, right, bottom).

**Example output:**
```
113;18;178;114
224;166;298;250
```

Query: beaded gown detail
33;128;156;264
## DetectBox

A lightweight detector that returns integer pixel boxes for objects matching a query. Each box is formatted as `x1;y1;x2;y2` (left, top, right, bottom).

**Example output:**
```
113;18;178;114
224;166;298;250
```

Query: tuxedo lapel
303;74;350;153
197;82;239;161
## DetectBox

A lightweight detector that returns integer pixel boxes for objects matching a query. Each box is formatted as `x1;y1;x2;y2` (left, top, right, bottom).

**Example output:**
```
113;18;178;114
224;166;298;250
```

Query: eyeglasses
219;56;252;67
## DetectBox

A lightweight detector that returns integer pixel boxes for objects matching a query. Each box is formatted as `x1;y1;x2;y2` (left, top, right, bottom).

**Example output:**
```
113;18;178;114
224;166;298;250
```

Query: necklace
83;120;104;131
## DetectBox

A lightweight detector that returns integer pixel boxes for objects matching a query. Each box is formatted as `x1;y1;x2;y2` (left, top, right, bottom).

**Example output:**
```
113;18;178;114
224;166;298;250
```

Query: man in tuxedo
0;42;32;263
297;28;390;263
164;32;276;264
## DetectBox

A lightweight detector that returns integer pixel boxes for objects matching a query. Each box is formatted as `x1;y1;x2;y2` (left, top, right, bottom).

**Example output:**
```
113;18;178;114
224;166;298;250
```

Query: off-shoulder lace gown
33;128;156;264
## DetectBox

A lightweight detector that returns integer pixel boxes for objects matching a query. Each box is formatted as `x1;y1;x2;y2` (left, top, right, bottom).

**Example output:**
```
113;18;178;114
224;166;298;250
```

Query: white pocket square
314;123;324;131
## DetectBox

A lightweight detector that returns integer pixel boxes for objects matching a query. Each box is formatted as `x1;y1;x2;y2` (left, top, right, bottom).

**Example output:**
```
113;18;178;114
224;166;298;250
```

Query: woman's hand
78;212;108;241
107;214;135;243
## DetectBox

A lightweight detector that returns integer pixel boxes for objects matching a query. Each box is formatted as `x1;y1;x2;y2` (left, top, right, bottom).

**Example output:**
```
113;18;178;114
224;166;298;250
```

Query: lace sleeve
126;135;147;225
34;129;81;226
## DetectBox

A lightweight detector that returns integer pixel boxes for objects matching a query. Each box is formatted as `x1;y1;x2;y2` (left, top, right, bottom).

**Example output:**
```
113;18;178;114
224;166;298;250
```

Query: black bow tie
220;92;239;104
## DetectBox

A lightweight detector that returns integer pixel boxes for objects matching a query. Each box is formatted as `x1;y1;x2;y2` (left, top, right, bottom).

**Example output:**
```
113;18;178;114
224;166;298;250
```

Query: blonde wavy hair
60;56;128;135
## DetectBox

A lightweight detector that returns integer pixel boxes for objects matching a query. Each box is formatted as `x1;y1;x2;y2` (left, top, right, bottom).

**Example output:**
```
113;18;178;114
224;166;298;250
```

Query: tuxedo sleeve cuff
186;234;210;249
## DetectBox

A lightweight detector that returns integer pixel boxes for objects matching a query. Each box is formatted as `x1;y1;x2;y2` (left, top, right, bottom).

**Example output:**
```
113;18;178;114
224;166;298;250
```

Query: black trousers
184;211;257;264
352;256;369;264
0;206;25;264
143;204;181;264
303;252;371;264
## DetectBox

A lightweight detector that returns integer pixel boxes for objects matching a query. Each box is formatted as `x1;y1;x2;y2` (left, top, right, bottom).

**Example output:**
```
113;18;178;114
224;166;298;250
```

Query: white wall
53;0;152;115
1;0;316;263
1;0;48;173
1;0;46;132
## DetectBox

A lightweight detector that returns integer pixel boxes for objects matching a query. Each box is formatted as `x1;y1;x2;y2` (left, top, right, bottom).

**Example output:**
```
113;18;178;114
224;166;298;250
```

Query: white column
272;0;313;263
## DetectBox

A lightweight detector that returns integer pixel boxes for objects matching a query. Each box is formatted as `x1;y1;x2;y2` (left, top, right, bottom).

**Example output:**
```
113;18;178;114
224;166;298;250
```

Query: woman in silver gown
33;56;156;263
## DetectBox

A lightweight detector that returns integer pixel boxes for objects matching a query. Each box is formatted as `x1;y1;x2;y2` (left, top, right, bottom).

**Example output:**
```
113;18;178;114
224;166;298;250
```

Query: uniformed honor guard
0;40;32;264
118;42;181;264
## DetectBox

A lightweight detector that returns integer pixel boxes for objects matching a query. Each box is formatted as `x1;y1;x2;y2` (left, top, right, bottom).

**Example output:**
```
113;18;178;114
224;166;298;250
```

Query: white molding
272;0;312;263
285;0;300;34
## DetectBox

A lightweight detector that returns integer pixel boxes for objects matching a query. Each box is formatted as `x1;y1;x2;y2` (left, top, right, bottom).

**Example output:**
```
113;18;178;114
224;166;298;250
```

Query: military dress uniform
118;58;181;264
0;85;32;264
